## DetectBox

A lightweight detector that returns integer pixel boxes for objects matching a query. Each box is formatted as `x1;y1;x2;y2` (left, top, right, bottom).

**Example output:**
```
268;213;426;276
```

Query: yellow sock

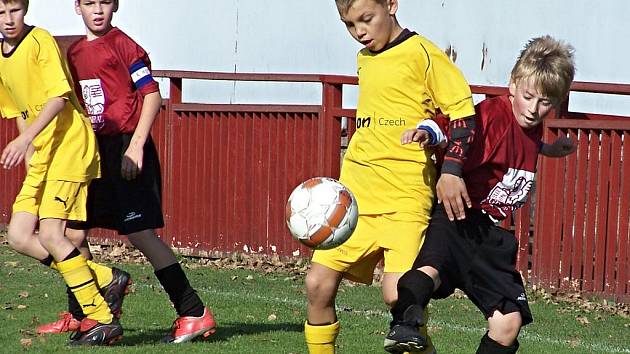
304;320;339;354
86;259;113;289
50;261;58;271
56;254;112;324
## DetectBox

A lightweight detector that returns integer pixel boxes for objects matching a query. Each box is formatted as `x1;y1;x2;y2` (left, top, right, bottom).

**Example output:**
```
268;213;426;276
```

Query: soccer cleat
384;304;428;353
68;318;123;346
161;307;217;343
36;311;81;334
100;267;132;318
384;324;428;353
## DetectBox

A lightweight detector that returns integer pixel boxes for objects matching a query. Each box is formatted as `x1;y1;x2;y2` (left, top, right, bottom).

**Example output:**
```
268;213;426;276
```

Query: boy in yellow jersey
0;0;123;346
36;0;215;344
303;0;477;353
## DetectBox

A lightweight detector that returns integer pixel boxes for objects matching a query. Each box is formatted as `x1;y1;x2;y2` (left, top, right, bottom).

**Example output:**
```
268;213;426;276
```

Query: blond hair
335;0;387;14
511;35;575;103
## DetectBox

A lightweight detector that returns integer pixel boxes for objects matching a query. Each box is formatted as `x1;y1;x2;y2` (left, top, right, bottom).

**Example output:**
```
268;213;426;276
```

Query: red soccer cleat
161;307;217;343
36;311;81;334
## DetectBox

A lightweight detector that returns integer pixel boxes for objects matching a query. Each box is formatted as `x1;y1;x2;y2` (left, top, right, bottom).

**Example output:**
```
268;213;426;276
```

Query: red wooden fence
0;40;628;301
534;82;630;302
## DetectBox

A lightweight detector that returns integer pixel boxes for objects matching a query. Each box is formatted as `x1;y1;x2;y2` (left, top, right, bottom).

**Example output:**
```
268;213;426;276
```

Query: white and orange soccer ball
285;177;359;250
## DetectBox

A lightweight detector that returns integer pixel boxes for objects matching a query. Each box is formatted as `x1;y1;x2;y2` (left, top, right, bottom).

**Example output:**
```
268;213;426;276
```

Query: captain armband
129;60;155;90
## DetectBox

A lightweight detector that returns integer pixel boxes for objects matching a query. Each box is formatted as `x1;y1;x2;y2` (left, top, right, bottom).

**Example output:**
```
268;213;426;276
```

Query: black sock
66;286;86;320
390;270;434;325
155;263;204;317
62;248;81;261
476;332;519;354
40;255;54;267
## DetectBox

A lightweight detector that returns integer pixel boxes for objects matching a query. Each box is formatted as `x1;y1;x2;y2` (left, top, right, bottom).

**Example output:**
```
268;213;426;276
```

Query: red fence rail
0;42;628;301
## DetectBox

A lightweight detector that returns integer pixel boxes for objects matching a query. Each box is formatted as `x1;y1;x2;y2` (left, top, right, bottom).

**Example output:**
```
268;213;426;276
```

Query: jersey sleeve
424;46;475;120
0;79;21;119
416;119;447;146
117;35;159;96
35;32;73;100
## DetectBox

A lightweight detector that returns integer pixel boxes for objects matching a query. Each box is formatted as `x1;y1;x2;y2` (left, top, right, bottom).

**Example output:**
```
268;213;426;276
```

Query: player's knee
488;311;522;345
6;226;28;252
383;293;397;308
36;228;64;248
305;270;335;304
65;228;87;246
305;270;324;294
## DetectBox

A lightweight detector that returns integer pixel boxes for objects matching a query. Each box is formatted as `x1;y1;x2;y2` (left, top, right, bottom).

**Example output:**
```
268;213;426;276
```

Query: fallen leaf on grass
576;315;590;325
109;244;126;257
267;314;277;321
19;338;32;347
19;329;35;336
566;337;580;348
18;291;29;298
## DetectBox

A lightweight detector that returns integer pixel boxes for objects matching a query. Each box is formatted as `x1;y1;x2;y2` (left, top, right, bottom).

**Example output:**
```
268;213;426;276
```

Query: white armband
416;119;447;146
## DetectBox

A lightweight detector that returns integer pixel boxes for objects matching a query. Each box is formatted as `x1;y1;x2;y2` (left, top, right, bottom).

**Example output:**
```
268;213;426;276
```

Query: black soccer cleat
69;318;123;346
384;304;427;353
101;267;132;318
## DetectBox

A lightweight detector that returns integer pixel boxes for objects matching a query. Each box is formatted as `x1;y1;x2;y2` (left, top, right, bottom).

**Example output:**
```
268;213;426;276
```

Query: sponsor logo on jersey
356;115;406;129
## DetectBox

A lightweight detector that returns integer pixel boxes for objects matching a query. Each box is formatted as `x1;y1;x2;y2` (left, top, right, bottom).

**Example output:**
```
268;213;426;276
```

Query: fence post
320;80;343;178
162;77;182;241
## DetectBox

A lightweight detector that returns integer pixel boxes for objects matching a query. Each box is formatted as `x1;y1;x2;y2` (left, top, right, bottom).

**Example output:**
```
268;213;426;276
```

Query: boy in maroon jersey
37;0;216;343
384;36;577;353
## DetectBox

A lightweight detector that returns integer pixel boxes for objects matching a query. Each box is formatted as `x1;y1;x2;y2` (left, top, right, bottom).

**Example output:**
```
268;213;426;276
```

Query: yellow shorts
12;171;89;221
311;211;431;284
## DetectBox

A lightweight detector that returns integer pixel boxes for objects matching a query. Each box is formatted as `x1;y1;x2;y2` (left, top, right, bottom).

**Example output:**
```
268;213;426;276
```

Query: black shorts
68;134;164;235
414;204;533;325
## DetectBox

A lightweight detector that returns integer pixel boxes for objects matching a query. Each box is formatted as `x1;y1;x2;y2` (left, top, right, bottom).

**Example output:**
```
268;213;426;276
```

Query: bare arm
120;91;162;180
15;116;34;169
1;97;66;169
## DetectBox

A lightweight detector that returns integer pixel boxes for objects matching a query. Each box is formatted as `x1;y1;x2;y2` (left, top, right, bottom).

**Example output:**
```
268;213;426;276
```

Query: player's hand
401;128;430;148
121;144;144;180
0;135;30;169
436;173;471;221
546;136;577;157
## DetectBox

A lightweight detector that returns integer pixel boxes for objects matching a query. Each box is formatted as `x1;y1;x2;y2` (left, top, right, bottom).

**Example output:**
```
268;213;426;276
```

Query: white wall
26;0;630;115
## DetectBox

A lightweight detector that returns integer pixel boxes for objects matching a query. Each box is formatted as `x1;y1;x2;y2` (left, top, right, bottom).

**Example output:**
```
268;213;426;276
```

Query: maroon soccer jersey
463;95;542;221
67;27;159;135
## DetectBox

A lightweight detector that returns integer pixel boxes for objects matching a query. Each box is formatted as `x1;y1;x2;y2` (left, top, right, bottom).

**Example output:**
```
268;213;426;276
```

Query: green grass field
0;244;628;353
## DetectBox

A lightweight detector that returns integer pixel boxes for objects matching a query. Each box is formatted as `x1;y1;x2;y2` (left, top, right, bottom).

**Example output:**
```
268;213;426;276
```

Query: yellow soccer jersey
340;30;475;215
0;77;21;119
0;27;99;182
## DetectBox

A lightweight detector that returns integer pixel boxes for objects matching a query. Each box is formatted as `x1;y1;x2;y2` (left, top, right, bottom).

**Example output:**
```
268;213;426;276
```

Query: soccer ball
285;177;359;250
